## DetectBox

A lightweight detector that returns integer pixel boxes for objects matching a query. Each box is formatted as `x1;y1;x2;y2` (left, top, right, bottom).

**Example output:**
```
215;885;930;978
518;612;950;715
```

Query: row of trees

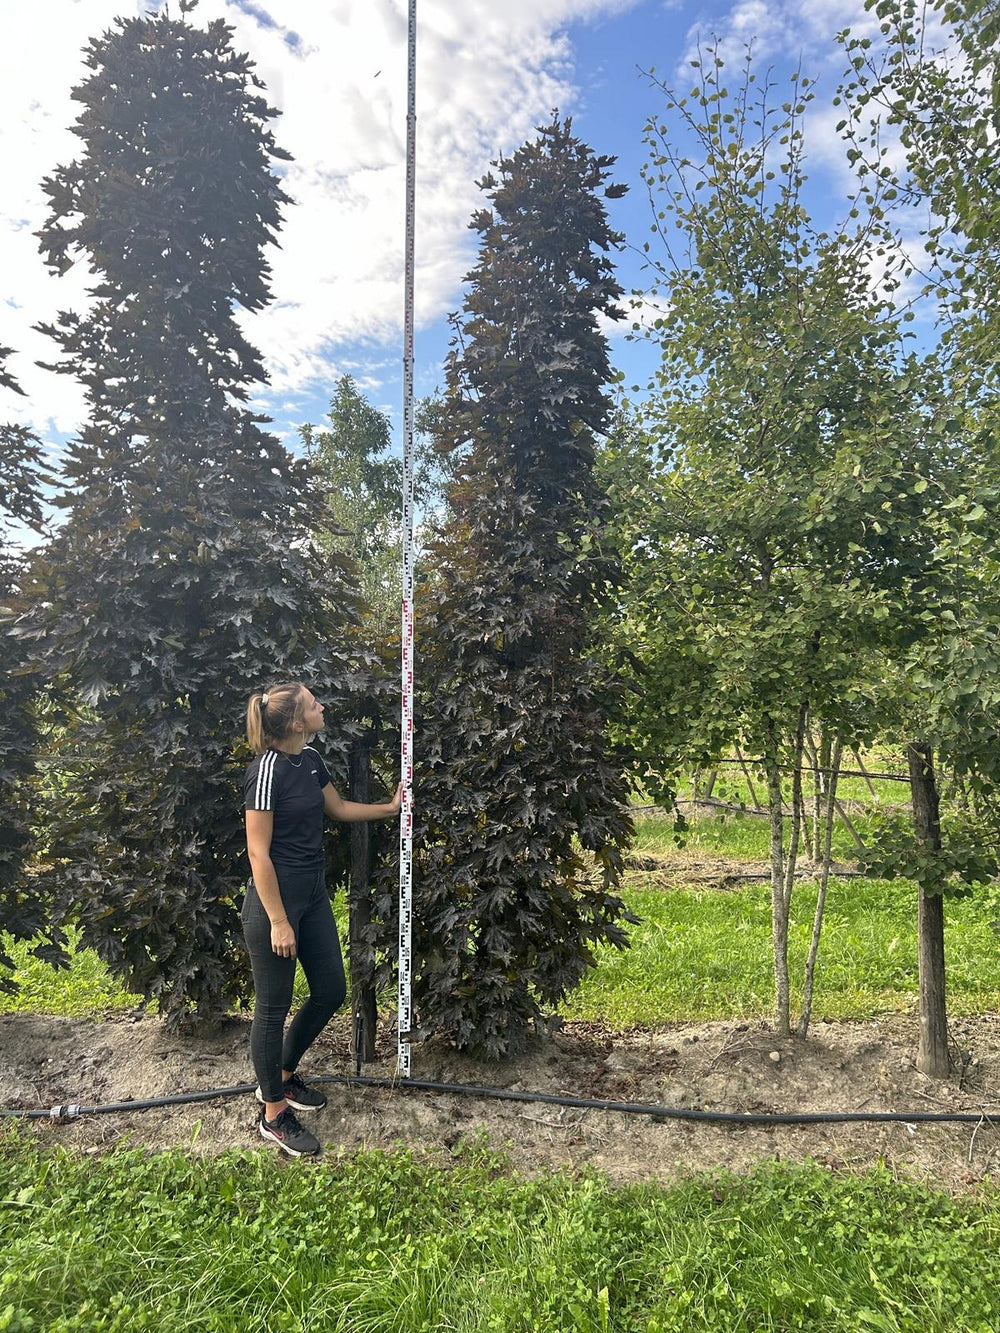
0;7;632;1057
600;0;1000;1071
1;0;997;1068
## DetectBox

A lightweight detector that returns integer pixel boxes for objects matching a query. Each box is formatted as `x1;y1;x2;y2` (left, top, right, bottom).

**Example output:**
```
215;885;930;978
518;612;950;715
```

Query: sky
1;0;906;469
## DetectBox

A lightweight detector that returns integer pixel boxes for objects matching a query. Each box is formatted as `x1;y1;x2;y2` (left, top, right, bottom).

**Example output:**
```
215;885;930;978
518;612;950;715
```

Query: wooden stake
734;740;764;812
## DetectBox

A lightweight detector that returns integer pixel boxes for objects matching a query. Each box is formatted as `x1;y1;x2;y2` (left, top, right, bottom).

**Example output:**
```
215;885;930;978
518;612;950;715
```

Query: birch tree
622;49;967;1036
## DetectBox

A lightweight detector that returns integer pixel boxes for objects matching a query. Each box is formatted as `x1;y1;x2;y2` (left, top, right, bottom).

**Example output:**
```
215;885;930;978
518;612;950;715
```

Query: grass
565;878;1000;1026
632;810;882;863
6;865;1000;1029
1;1136;999;1332
0;929;140;1018
0;902;353;1019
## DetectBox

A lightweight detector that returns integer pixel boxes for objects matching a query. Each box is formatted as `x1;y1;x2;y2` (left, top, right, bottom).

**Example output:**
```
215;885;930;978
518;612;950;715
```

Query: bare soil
623;849;861;889
4;1010;1000;1189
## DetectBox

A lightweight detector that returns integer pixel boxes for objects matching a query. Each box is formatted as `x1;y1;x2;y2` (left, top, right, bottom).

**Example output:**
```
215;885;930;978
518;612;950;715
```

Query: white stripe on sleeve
255;751;277;809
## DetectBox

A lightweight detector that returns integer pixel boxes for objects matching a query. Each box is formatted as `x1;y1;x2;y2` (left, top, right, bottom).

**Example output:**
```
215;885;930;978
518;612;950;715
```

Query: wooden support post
349;737;377;1064
851;747;878;800
734;741;764;812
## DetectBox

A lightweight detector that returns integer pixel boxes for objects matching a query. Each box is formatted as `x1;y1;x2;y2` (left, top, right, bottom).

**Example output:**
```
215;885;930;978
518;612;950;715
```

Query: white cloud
662;0;977;343
679;0;878;72
0;0;642;445
597;292;668;339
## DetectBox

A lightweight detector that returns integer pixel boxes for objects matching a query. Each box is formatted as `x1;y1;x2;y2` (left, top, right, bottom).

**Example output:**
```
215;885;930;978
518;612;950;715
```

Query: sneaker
255;1073;327;1112
258;1106;320;1157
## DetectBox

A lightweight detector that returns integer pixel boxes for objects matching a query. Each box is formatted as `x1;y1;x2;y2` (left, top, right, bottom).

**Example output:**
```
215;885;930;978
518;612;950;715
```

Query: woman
243;681;401;1156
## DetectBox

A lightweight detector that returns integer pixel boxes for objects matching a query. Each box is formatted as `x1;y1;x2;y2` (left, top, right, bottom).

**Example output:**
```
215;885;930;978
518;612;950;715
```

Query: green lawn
632;810;882;863
564;877;1000;1026
6;874;999;1027
1;1136;998;1332
0;931;140;1018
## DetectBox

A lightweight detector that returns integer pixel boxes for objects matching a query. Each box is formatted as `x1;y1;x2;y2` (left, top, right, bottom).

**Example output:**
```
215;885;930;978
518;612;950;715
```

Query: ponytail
245;682;306;754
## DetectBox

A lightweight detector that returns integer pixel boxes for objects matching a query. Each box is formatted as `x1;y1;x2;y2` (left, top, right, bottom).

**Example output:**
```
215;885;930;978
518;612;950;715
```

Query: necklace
277;750;304;768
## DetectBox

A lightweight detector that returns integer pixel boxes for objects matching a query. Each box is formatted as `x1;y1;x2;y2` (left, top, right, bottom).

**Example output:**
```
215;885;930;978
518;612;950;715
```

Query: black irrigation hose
2;1072;998;1127
2;1083;259;1121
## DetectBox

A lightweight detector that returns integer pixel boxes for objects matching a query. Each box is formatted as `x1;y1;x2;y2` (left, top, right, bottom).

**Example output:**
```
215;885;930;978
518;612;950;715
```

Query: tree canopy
382;118;636;1058
16;9;364;1018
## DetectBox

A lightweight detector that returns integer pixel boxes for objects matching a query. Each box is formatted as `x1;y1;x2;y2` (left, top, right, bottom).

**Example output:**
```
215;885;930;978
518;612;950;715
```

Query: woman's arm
322;782;403;823
245;809;297;958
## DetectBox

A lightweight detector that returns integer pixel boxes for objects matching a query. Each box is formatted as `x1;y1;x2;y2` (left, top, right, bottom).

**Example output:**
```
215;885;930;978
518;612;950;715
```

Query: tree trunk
763;718;790;1036
348;737;377;1065
811;730;833;864
783;706;808;913
908;742;950;1079
801;754;815;864
799;737;842;1038
805;731;867;853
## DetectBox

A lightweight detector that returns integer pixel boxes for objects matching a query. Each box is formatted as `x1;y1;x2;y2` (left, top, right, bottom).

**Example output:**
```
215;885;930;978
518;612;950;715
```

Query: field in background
7;802;1000;1026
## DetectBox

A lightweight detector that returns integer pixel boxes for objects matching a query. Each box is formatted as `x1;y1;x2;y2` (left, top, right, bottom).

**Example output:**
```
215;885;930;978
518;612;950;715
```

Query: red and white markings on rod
397;586;414;1078
398;0;417;1080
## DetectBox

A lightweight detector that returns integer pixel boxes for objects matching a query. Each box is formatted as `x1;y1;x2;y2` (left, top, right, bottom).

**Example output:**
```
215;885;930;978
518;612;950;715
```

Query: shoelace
268;1107;302;1134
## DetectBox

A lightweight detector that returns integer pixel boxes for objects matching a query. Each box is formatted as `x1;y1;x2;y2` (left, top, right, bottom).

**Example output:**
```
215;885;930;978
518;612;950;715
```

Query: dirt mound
3;1011;999;1189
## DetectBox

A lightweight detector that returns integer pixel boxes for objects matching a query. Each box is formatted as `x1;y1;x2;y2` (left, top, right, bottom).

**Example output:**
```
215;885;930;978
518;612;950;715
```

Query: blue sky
1;0;918;478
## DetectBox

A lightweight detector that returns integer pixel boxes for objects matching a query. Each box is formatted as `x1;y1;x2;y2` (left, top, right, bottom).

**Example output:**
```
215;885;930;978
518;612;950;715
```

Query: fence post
349;736;377;1064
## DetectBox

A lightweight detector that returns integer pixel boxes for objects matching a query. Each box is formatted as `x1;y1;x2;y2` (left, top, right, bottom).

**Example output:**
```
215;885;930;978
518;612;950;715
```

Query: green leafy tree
302;376;401;643
303;379;461;1049
304;378;457;647
0;351;53;991
857;488;1000;1075
19;9;363;1018
853;383;1000;1078
837;0;1000;1074
616;49;982;1037
839;0;1000;368
381;118;635;1058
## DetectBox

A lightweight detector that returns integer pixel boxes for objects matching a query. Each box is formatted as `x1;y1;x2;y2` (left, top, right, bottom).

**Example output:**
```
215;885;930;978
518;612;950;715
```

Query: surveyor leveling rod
397;0;417;1079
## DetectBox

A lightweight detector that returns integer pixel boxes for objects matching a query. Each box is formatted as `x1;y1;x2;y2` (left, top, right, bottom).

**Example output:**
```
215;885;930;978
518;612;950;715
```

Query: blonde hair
246;682;306;755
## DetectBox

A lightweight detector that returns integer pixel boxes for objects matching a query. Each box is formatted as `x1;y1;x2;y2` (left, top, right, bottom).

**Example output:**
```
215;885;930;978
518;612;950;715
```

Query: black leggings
241;864;346;1102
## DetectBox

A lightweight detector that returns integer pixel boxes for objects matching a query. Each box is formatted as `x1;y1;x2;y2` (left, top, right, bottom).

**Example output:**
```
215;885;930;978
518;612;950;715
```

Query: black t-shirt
244;745;332;869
